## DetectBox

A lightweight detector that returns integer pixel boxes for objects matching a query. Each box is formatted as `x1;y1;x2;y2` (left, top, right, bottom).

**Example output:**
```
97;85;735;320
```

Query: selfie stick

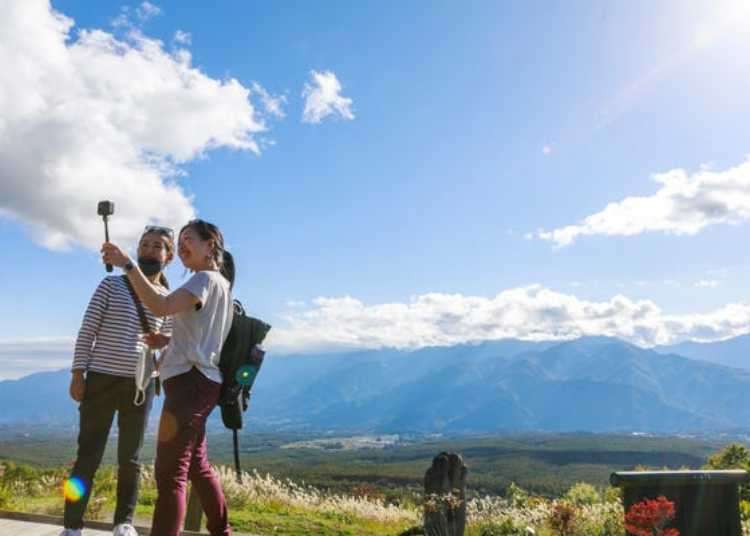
97;201;115;272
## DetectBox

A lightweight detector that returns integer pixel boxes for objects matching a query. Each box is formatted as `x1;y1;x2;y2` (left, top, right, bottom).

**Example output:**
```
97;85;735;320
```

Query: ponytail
159;273;170;289
221;250;235;290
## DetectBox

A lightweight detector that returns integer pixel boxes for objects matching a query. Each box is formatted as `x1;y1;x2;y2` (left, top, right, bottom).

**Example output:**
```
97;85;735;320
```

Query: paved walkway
0;518;111;535
0;514;260;535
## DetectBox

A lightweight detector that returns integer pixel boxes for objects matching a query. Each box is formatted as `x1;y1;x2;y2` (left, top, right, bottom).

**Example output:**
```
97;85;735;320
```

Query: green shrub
85;493;108;520
0;485;13;509
603;486;622;503
504;482;529;508
601;507;625;536
705;443;750;501
548;501;579;536
477;518;531;535
563;482;600;506
137;487;157;506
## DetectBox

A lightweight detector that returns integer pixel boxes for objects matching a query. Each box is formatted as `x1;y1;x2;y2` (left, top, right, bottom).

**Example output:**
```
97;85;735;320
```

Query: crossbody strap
122;275;163;396
121;275;151;334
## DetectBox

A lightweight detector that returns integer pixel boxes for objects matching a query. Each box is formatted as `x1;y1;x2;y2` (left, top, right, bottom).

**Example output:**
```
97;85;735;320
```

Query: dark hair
222;250;235;290
179;219;235;289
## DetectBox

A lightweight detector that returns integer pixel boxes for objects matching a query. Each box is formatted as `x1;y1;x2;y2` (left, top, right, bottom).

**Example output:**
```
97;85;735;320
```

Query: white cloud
302;70;354;124
112;2;161;29
136;1;161;21
11;286;750;374
252;82;286;119
0;337;74;380
173;30;192;46
0;0;266;251
112;10;131;29
537;157;750;246
695;279;720;288
266;285;750;353
542;145;552;155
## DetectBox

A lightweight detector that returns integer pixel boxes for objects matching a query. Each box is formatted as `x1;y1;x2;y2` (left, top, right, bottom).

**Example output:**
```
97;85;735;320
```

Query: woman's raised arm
101;242;199;316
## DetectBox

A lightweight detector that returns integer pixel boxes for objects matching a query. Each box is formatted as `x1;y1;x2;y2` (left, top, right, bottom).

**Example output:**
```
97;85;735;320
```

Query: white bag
134;347;157;406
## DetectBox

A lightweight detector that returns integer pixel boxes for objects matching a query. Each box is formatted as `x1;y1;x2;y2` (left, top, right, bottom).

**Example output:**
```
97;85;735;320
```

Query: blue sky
3;0;750;378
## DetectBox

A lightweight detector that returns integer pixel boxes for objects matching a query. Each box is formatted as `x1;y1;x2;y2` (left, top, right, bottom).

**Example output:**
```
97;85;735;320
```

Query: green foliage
0;430;719;499
705;443;750;469
0;484;12;509
84;493;108;520
602;485;622;503
1;461;37;482
505;482;529;507
548;501;578;536
397;526;424;536
476;518;531;535
137;487;157;506
563;482;600;506
740;500;750;522
0;433;737;536
705;443;750;500
601;510;625;536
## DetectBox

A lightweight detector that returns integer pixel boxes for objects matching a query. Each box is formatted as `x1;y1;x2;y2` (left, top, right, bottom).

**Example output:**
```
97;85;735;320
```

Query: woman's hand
69;371;85;402
101;242;131;269
143;332;171;350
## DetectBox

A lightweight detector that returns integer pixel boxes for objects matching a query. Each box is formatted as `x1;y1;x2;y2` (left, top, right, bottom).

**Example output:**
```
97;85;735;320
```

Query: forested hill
4;336;750;434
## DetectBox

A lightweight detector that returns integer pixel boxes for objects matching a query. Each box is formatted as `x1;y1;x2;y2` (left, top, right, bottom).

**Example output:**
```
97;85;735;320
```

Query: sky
3;0;750;378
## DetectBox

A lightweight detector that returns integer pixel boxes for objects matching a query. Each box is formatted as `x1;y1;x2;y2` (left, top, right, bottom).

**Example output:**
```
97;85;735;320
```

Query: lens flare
235;365;257;386
63;477;86;502
158;410;179;443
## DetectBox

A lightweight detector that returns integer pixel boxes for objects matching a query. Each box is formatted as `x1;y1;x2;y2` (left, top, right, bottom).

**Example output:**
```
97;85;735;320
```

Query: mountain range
4;335;750;434
655;334;750;370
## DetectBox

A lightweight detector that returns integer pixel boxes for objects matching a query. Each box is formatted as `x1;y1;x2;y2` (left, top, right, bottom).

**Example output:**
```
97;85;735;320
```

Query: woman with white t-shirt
101;219;234;536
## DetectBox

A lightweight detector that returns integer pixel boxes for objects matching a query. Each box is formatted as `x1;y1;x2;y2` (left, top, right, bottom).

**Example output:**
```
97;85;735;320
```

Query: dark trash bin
610;470;749;536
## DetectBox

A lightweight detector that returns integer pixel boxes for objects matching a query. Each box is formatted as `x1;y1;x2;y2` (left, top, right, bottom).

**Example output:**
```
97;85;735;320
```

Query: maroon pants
151;367;231;536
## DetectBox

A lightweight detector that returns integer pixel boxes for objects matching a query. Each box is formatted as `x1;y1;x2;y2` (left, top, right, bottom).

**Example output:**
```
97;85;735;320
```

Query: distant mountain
0;369;81;424
656;334;750;371
4;337;750;434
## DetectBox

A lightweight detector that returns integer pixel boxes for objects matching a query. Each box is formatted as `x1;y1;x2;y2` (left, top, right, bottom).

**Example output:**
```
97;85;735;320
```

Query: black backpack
218;299;271;482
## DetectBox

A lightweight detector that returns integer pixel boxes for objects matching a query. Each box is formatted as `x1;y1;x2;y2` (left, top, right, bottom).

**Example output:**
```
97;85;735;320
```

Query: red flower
624;495;679;536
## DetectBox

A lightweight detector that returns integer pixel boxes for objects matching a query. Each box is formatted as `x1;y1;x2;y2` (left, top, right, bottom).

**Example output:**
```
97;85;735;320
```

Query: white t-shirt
159;270;233;384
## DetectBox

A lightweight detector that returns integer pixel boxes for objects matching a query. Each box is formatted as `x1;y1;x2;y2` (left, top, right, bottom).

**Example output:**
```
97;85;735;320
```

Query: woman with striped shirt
61;227;174;536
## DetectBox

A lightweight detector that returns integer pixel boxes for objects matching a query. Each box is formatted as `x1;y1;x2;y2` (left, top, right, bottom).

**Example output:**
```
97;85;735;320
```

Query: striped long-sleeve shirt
72;275;171;377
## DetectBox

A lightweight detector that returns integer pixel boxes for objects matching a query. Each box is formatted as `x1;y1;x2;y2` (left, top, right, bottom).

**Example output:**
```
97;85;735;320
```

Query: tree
564;482;600;506
705;443;750;469
704;443;750;500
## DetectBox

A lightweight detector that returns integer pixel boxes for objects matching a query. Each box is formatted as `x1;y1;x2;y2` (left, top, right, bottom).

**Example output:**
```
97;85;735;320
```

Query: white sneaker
112;523;139;536
59;530;82;536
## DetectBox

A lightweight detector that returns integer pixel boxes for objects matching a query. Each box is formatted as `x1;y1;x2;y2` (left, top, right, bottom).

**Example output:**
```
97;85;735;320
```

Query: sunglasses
143;225;175;240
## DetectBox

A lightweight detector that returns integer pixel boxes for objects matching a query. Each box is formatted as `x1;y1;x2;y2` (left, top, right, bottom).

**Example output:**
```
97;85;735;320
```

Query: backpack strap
233;429;242;483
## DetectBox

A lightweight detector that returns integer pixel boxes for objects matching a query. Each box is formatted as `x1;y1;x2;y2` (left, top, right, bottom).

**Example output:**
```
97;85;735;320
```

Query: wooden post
423;452;467;536
184;483;202;532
